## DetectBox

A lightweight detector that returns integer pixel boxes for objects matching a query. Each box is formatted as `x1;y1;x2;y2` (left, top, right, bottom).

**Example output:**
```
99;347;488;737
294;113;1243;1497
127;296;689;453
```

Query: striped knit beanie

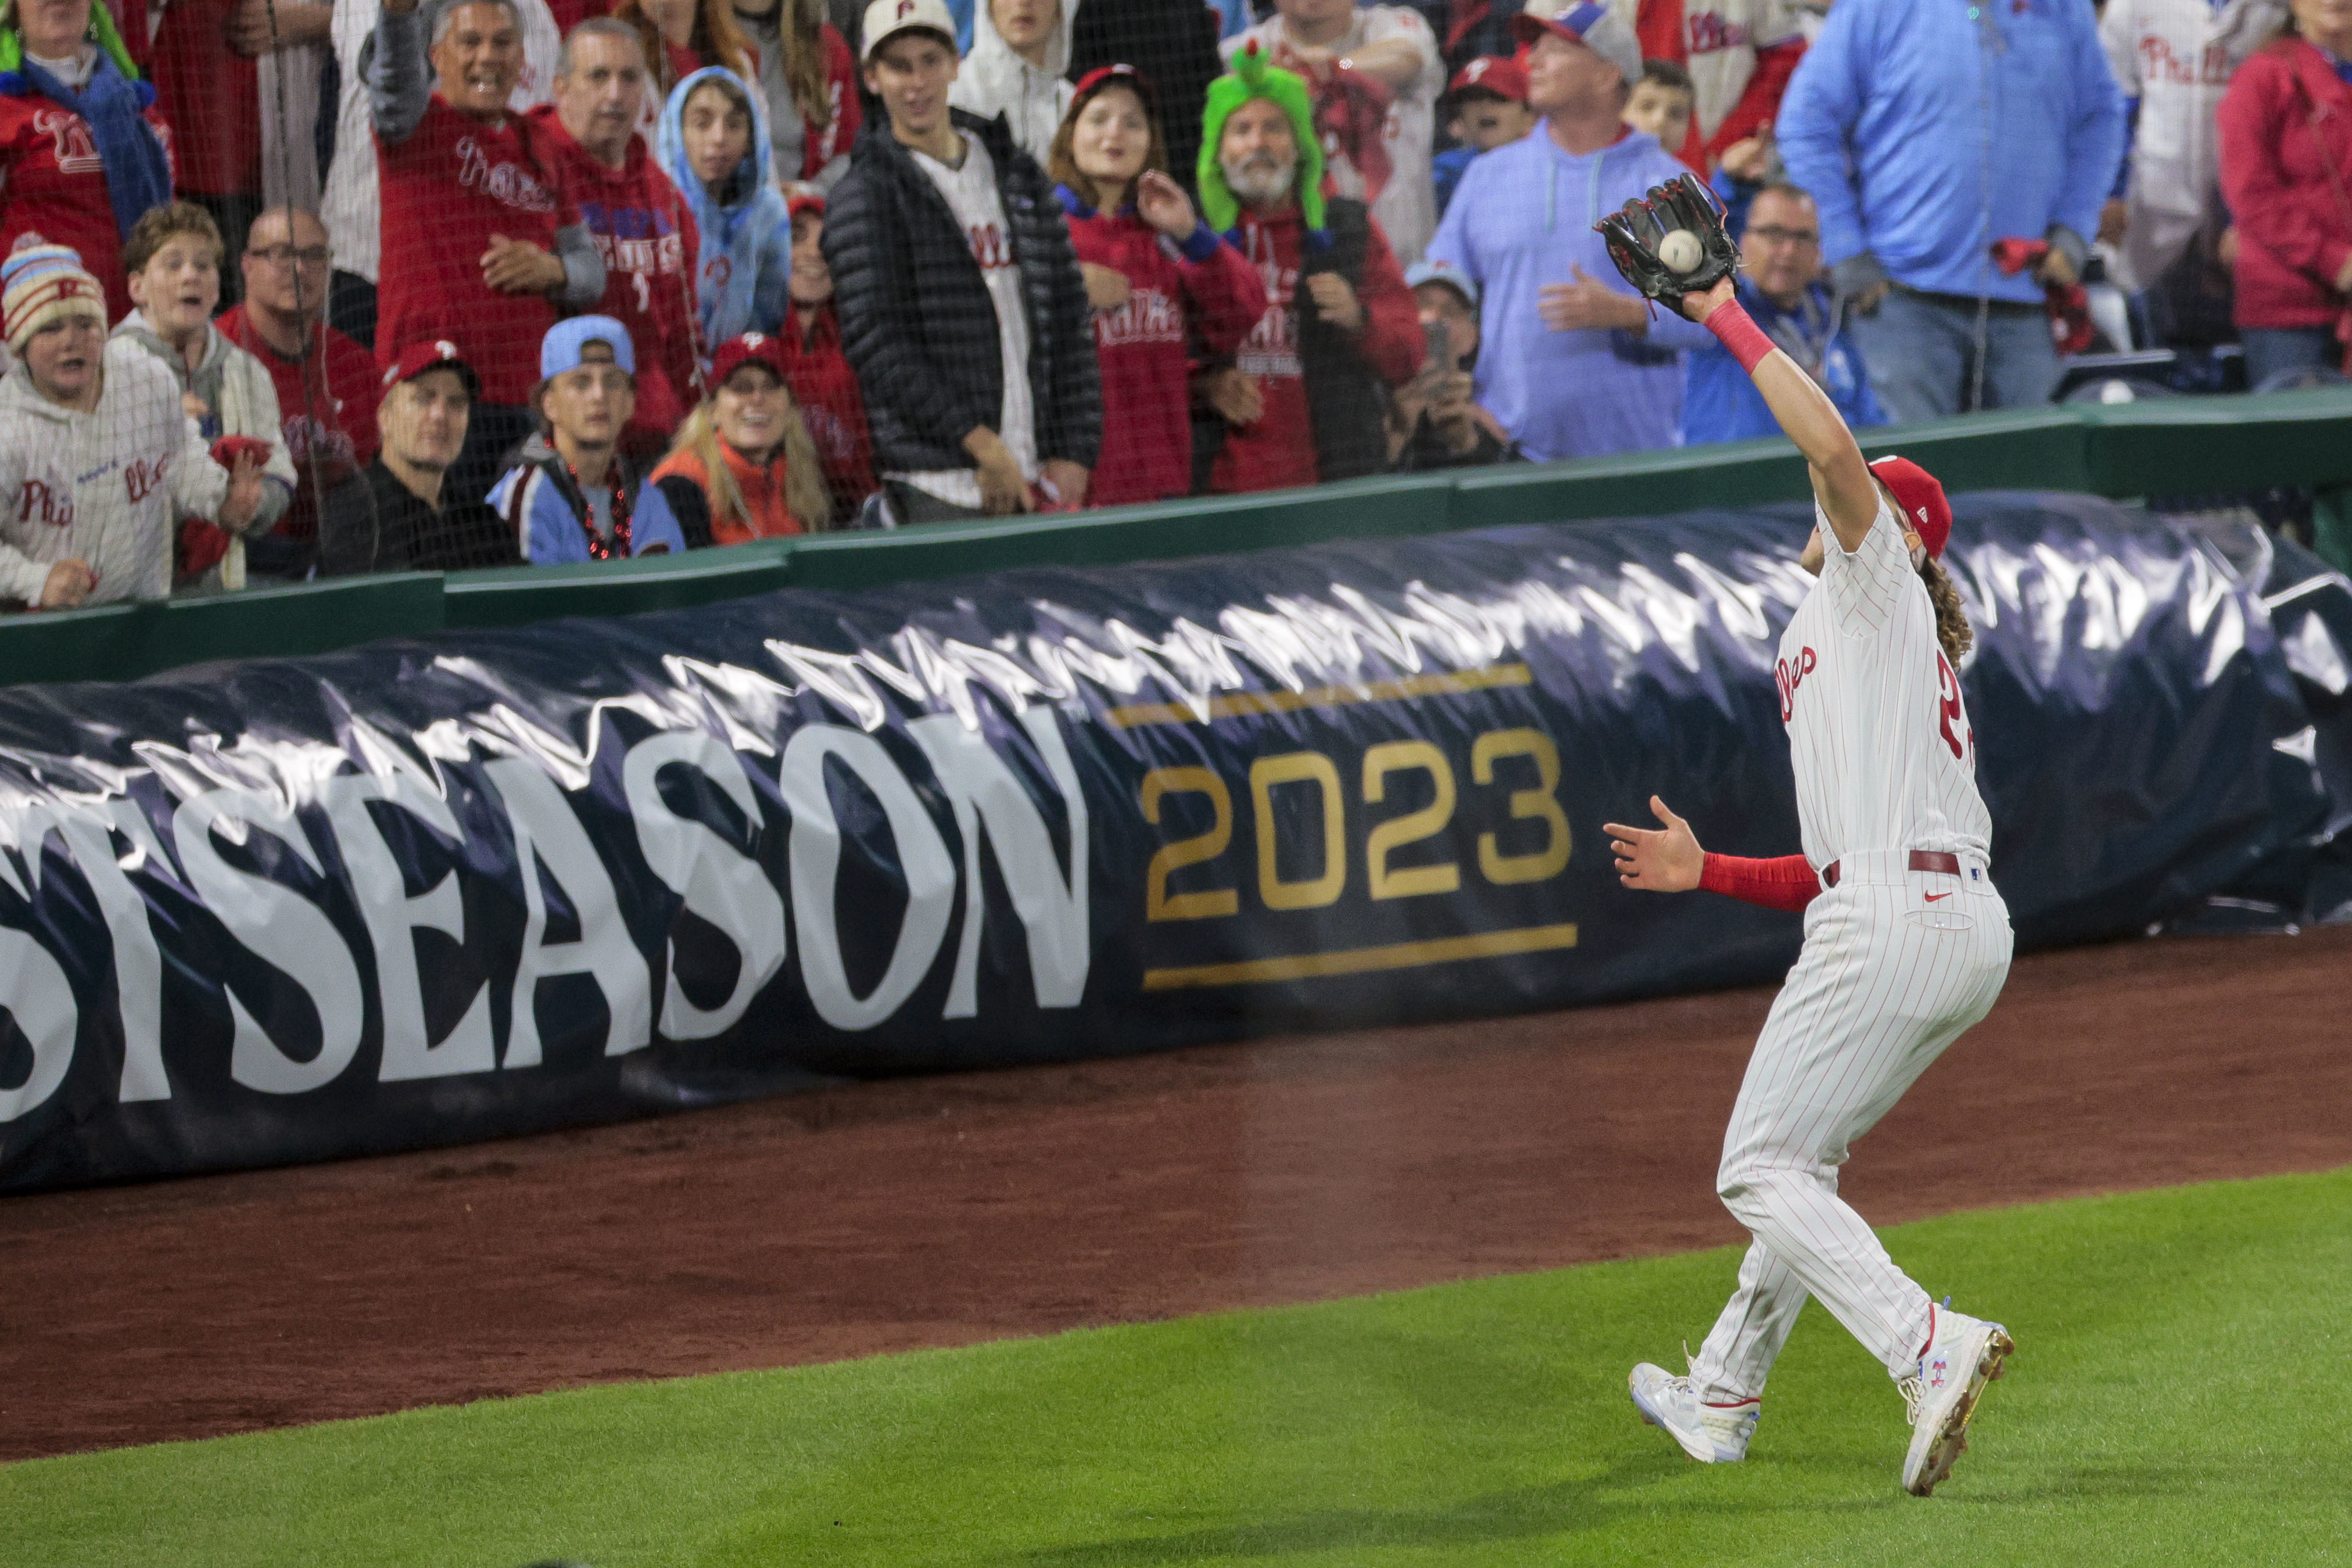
2;237;105;355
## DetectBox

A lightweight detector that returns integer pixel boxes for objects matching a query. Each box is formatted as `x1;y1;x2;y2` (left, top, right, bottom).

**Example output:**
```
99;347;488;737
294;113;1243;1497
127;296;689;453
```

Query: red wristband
1698;852;1820;914
1704;300;1776;375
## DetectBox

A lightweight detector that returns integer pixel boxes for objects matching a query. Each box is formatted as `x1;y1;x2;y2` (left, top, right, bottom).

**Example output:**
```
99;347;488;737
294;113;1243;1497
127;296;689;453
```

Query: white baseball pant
1688;850;2013;1404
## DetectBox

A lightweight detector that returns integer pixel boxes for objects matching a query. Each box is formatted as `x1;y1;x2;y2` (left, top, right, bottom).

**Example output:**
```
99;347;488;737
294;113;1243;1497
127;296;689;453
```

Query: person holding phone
1389;260;1517;469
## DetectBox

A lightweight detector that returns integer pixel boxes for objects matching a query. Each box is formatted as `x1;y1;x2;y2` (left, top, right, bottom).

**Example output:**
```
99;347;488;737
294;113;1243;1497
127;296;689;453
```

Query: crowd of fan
0;0;2347;608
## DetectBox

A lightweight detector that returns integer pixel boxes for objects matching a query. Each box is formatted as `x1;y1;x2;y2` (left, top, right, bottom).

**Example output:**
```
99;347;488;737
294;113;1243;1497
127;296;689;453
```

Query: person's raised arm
368;0;433;146
1597;175;1877;550
1679;275;1877;551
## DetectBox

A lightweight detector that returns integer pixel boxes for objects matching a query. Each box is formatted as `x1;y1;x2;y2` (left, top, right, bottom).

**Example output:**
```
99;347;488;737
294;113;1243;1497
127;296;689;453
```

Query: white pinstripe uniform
1687;493;2012;1409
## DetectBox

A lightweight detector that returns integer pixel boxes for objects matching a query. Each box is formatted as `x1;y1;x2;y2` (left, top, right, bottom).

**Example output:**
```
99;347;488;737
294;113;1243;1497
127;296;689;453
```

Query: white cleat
1899;1304;2015;1496
1629;1362;1761;1463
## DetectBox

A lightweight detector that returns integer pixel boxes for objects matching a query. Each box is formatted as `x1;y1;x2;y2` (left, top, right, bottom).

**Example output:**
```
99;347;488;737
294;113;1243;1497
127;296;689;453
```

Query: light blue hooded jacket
656;66;793;348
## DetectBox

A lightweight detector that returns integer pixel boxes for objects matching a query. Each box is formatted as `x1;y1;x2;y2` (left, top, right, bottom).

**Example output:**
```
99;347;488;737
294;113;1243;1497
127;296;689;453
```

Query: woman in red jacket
1049;64;1266;509
2218;3;2352;387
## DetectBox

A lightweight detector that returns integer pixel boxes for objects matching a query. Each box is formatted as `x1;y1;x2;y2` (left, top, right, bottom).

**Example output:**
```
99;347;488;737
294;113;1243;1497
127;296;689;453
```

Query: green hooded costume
1196;41;1326;239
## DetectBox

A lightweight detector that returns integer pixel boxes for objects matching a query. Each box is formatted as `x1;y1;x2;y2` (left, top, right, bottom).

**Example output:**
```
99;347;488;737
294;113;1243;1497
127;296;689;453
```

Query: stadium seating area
0;0;2344;614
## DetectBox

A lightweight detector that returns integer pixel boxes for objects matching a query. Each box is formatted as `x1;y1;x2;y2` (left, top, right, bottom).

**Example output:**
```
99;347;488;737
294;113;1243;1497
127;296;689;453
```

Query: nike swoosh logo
1923;891;1953;902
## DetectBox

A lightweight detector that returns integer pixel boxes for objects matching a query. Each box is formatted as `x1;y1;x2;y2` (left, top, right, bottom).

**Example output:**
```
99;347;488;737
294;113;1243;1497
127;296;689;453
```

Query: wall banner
2;493;2345;1191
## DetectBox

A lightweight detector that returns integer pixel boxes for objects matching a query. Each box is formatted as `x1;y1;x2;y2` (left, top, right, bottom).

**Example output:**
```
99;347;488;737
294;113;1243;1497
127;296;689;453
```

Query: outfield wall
6;389;2352;690
1;493;2347;1192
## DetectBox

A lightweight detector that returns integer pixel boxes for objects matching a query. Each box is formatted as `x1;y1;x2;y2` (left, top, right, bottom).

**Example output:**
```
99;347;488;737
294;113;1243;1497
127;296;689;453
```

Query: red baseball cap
1869;455;1953;558
787;192;826;225
1446;55;1529;106
1071;62;1160;114
380;338;479;399
709;332;791;389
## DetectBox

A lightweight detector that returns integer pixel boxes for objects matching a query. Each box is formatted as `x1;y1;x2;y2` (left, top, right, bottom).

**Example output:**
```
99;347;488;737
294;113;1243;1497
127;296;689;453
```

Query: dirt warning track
3;925;2347;1462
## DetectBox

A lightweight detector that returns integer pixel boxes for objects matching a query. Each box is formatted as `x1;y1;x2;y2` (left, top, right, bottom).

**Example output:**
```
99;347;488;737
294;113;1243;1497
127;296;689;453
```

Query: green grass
8;1169;2349;1568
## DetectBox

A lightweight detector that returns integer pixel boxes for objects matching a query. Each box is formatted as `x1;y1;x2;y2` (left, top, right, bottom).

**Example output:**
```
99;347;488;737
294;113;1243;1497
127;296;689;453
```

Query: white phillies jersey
1777;495;1993;874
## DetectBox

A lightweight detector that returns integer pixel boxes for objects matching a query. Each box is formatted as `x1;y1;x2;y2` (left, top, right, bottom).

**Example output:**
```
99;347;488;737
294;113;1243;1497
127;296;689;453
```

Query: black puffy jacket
823;108;1102;478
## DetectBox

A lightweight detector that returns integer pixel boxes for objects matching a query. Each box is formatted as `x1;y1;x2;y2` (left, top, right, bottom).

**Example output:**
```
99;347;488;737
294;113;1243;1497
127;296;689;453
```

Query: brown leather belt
1820;850;1961;889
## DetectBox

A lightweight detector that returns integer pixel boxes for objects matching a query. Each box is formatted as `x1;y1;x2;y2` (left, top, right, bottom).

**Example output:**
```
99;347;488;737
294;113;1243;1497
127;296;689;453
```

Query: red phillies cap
709;332;791;389
1869;455;1952;558
787;191;826;225
1071;62;1159;114
380;339;479;398
1447;55;1529;105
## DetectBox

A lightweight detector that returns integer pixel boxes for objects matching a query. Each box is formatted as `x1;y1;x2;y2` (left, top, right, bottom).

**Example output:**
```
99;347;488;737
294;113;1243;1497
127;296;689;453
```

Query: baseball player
1593;177;2015;1497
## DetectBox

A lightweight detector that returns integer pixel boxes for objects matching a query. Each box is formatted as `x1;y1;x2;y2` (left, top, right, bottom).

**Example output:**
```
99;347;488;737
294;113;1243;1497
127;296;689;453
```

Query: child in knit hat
0;236;265;609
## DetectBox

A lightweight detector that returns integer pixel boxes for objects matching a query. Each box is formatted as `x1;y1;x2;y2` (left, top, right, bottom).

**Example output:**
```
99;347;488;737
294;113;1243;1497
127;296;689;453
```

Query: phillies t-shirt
898;132;1035;511
1782;494;1993;873
374;97;573;406
1214;207;1317;496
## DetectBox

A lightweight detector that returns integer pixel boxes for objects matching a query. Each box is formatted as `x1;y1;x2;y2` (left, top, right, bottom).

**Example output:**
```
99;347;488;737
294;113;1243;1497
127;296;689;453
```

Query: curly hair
1920;554;1974;666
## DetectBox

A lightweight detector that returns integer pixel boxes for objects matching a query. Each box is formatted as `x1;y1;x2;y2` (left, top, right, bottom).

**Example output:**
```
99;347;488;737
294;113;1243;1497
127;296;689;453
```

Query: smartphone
1422;318;1451;373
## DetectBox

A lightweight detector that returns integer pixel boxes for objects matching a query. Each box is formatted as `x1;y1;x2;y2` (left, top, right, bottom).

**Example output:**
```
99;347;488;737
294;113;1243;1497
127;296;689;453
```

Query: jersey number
1935;651;1966;761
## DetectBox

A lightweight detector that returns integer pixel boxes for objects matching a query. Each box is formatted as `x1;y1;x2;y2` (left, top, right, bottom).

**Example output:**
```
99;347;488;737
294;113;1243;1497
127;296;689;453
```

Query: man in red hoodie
533;16;704;450
1193;48;1420;495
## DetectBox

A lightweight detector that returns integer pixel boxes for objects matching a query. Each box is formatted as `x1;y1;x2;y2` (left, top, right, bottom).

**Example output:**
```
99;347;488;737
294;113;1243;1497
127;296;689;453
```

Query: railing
9;387;2351;690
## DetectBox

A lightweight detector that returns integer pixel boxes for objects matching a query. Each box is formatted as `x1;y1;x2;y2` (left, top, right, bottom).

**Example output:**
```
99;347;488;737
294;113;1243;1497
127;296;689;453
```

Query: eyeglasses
250;245;334;268
1745;225;1819;248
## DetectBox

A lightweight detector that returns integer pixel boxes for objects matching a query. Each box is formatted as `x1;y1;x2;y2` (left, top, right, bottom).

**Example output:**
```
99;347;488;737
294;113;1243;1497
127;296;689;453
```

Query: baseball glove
1593;173;1740;312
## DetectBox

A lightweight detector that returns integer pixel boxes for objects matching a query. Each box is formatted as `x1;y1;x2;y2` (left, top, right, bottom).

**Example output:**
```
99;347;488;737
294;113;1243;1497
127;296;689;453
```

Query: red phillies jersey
1065;202;1265;508
779;300;876;518
526;107;702;443
374;97;573;407
215;306;383;540
150;0;261;196
0;92;174;323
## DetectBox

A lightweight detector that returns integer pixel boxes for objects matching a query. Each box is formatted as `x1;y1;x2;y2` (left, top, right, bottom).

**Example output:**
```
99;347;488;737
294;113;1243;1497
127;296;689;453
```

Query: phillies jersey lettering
454;135;556;212
1095;286;1185;350
16;478;70;529
1777;496;1993;872
124;455;170;505
31;108;101;174
1234;224;1303;379
967;223;1012;270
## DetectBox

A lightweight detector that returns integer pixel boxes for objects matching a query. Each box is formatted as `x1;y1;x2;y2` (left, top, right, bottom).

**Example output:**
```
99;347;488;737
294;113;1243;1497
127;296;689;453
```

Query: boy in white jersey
1595;176;2015;1497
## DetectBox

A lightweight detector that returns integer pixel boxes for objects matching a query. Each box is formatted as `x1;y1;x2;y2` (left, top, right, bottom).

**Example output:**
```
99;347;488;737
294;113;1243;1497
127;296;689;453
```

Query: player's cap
380;339;480;399
709;331;791;389
541;315;636;379
1071;62;1160;116
1446;55;1529;107
1869;455;1953;559
861;0;958;63
1404;259;1480;311
1513;3;1641;87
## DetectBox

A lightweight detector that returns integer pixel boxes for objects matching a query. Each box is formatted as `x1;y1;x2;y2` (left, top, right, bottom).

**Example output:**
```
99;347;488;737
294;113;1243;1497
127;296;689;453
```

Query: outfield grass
6;1168;2347;1568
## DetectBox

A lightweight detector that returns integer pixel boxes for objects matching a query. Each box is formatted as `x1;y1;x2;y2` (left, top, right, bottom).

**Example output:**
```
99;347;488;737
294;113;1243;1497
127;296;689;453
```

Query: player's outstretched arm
1677;278;1879;554
1594;176;1878;553
1604;796;1703;893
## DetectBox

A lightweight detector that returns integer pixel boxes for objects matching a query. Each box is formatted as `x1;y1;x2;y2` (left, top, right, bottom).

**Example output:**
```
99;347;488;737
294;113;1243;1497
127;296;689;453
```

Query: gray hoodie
110;316;297;534
947;0;1078;167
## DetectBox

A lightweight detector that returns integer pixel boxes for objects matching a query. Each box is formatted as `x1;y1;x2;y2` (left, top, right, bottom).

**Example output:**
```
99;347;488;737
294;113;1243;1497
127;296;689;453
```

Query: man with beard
1192;43;1420;495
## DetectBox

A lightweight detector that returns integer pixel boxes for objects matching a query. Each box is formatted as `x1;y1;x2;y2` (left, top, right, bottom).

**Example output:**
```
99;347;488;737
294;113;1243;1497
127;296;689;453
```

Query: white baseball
1658;229;1704;274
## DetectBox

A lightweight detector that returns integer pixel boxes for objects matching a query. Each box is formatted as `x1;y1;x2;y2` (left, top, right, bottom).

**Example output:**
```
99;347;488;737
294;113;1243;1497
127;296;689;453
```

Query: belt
1821;850;1961;889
